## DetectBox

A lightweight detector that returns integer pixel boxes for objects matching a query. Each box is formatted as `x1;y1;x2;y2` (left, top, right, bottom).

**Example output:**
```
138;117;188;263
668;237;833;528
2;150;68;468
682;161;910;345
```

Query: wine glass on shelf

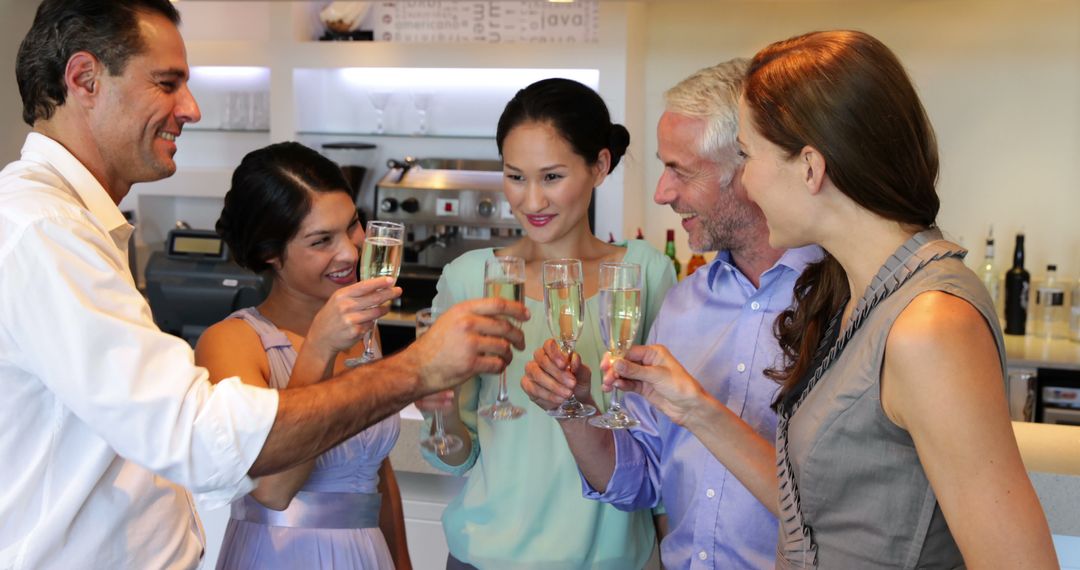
356;220;405;363
417;307;463;455
411;91;432;135
543;258;596;420
367;90;391;134
589;262;642;429
478;256;527;421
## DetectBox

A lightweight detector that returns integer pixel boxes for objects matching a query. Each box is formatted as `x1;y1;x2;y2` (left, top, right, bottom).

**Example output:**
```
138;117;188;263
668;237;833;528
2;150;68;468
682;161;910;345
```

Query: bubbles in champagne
545;281;584;345
360;237;403;281
484;278;525;302
599;288;641;357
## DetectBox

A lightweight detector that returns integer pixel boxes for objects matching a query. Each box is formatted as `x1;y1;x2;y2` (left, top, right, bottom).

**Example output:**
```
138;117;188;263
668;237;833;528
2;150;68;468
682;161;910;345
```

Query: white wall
641;0;1080;281
0;0;35;163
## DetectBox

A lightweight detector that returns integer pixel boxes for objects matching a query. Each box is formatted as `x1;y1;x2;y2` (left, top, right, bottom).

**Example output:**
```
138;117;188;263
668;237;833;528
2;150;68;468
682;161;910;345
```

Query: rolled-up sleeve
580;392;664;511
1;215;278;508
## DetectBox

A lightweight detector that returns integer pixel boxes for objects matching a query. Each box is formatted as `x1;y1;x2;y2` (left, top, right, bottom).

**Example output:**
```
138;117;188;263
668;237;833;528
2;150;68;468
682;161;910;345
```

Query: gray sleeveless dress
774;229;1005;569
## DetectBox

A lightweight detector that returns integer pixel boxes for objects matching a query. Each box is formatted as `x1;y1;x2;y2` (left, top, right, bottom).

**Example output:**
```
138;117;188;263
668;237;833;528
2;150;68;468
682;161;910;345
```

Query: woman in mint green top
417;79;676;569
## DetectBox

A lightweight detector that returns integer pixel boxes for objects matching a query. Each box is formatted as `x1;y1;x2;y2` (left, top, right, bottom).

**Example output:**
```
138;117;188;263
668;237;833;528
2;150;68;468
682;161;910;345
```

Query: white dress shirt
0;133;279;570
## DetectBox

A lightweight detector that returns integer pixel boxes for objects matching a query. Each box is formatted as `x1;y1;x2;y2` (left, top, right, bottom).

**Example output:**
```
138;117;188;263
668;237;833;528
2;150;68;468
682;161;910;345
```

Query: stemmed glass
589;262;642;429
417;307;463;455
411;91;432;135
543;259;596;420
357;220;405;363
478;256;527;421
367;91;391;134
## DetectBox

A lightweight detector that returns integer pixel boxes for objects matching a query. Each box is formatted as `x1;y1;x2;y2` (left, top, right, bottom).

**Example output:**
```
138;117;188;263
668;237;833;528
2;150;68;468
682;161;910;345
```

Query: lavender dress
215;308;400;570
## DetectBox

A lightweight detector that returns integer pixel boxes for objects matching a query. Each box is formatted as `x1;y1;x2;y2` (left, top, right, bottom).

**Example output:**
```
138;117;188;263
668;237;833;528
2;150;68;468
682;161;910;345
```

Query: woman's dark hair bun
216;141;353;273
607;124;631;173
496;77;629;175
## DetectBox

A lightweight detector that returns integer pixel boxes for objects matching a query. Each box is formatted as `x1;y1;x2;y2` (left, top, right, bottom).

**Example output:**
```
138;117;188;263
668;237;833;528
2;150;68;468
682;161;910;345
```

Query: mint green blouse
422;240;677;570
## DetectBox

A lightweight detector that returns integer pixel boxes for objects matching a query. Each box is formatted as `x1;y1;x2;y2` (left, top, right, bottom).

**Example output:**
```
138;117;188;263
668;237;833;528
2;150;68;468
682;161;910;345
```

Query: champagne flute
543;259;596;420
589;262;642;429
417;307;464;455
357;220;405;363
478;256;527;421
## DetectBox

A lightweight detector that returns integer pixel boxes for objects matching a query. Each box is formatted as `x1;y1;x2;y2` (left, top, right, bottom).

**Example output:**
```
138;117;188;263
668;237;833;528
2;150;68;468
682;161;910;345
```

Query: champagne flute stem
610;387;624;413
362;321;377;359
496;371;510;403
434;410;447;438
561;346;583;409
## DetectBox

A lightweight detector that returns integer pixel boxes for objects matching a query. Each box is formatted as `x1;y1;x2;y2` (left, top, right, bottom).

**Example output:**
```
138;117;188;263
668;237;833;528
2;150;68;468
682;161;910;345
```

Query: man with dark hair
0;1;526;567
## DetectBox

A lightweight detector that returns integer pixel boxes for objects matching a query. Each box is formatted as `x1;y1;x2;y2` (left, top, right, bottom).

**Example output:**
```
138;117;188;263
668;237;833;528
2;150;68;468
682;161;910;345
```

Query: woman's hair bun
607;124;631;172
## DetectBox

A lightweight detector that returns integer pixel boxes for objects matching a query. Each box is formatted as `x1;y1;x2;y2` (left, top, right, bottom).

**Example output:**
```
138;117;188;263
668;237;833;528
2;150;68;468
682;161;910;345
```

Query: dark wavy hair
16;0;181;126
745;31;940;401
217;142;354;273
496;78;630;174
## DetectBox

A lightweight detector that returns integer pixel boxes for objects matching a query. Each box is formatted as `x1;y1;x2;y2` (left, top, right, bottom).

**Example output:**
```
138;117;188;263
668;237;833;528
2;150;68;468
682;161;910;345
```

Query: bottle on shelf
686;253;707;277
635;227;644;240
607;232;616;244
1070;277;1080;343
664;229;682;280
1004;233;1030;335
978;225;1000;316
1034;264;1067;339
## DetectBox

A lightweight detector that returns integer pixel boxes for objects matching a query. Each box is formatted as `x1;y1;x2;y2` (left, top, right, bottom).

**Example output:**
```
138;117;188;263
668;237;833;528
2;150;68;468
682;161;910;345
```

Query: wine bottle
664;229;682;280
635;228;644;240
686;253;707;277
978;226;999;314
1004;233;1030;335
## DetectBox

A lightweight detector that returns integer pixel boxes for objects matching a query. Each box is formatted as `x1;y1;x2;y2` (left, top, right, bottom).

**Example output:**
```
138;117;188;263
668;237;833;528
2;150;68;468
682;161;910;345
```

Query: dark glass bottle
665;229;682;280
1004;233;1030;335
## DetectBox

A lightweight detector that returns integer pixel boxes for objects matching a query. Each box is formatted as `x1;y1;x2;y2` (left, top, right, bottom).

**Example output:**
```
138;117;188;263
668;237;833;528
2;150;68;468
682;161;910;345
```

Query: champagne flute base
588;410;639;430
548;401;597;420
420;433;463;456
479;401;526;422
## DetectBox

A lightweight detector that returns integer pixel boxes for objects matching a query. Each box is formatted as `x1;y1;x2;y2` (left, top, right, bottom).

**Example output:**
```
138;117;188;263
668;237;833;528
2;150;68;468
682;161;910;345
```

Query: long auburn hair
745;31;941;402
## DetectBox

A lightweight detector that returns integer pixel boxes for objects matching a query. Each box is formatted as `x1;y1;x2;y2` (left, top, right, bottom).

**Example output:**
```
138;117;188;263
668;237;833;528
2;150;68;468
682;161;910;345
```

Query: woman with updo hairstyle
416;78;676;569
597;31;1057;568
196;141;413;569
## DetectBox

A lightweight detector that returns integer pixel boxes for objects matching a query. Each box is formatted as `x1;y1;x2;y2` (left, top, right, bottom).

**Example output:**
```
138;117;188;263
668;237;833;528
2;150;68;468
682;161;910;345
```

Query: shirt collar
706;244;825;291
20;132;129;236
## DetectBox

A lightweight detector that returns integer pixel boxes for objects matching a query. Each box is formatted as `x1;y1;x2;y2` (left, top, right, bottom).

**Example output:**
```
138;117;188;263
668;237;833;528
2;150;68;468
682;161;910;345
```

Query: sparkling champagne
599;288;641;357
545;281;584;346
484;278;525;303
360;236;403;281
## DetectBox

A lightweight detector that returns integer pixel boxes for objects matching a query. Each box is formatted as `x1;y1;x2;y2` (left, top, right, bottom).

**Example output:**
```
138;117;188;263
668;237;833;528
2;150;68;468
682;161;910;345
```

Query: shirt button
736;363;746;373
750;301;761;311
698;551;708;561
706;488;716;498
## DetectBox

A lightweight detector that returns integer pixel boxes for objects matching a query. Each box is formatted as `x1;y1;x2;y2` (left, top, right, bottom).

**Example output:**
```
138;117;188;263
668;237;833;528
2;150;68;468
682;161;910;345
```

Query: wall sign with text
371;1;599;43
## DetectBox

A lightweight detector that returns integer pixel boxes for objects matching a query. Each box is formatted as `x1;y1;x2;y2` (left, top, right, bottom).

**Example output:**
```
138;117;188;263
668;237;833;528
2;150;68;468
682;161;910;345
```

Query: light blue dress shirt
582;245;823;570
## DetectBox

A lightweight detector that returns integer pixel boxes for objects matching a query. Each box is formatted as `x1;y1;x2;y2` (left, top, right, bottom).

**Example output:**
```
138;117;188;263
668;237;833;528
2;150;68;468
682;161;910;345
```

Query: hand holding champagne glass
417;307;464;455
357;221;404;363
543;259;596;420
589;262;642;429
478;256;527;421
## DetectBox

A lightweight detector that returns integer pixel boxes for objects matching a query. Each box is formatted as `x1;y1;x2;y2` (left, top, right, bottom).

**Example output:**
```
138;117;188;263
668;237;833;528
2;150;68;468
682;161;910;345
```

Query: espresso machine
373;158;520;314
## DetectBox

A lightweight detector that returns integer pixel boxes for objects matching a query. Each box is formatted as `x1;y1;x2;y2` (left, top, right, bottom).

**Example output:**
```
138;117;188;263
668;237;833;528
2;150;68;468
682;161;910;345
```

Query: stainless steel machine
373;158;521;312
